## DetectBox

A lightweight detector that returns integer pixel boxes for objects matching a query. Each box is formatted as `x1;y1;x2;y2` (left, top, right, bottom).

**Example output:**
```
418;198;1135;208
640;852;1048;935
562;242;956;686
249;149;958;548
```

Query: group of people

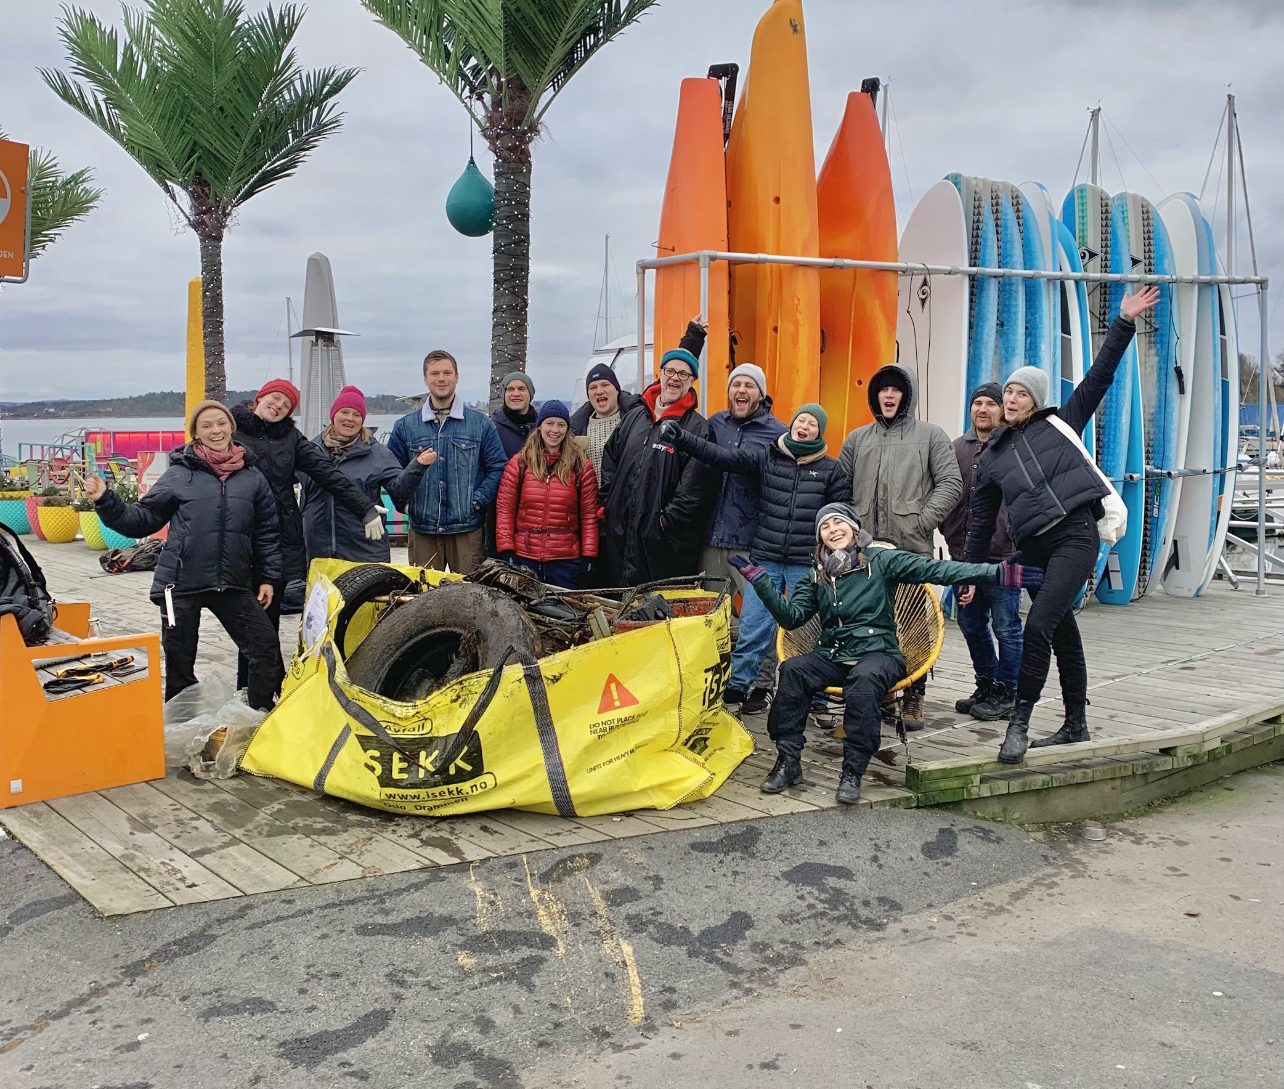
86;286;1158;804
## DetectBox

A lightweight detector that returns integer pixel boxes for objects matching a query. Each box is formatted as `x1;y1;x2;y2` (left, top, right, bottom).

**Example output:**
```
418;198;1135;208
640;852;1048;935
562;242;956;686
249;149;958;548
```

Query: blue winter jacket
387;403;507;534
703;399;786;551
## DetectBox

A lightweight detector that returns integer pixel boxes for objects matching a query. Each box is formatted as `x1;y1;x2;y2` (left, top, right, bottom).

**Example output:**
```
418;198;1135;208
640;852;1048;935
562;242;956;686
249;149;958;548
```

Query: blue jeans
956;582;1023;691
732;560;811;692
514;557;582;589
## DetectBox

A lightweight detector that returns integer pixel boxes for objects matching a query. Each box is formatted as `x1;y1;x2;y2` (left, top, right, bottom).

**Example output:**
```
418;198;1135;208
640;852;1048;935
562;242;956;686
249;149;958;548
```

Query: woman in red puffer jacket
495;400;598;588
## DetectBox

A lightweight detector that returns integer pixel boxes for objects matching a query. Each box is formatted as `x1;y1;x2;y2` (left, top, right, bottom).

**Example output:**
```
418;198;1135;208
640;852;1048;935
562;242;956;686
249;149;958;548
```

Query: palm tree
41;0;358;400
0;128;104;263
360;0;658;408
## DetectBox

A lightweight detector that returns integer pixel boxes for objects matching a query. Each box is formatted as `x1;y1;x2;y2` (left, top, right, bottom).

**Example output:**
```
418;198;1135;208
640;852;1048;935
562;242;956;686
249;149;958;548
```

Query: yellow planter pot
79;511;108;550
37;505;81;544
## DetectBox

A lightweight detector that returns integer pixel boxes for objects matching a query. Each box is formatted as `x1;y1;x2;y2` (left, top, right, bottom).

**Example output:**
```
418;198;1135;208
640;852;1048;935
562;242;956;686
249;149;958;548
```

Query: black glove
728;555;766;583
658;419;680;444
996;556;1044;590
498;550;516;565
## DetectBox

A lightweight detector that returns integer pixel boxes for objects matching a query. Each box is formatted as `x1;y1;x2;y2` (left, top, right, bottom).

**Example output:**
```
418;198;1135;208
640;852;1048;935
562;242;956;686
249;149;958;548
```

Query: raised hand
1120;285;1160;321
415;447;438;467
728;555;766;582
658;419;680;444
83;474;106;501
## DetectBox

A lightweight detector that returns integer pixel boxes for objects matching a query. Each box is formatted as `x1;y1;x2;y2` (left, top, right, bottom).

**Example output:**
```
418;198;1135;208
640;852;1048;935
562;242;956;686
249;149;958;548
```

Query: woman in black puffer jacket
663;403;850;705
964;287;1157;763
231;379;382;688
87;401;284;710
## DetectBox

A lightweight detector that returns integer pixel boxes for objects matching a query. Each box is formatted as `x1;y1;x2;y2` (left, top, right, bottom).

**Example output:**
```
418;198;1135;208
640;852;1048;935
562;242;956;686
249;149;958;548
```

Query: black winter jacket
702;400;787;551
492;405;538;459
231;404;375;583
598;385;712;584
675;431;849;565
569;389;642;435
966;315;1137;560
95;444;282;605
300;433;414;565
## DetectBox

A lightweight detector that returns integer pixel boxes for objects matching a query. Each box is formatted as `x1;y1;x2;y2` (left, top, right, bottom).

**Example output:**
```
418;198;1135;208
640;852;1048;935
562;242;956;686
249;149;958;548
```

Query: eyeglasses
660;367;694;381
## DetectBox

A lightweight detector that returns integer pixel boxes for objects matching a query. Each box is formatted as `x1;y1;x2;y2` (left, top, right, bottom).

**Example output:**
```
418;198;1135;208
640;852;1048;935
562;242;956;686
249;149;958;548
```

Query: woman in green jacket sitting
730;502;1042;805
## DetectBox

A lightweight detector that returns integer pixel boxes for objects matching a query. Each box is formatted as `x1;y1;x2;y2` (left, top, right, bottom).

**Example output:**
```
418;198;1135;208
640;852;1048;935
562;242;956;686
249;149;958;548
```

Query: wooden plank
624;804;719;831
434;814;563;857
47;793;241;906
686;791;779;824
209;776;430;877
713;776;823;816
491;809;612;847
103;782;303;896
150;775;369;885
568;811;673;838
0;802;172;915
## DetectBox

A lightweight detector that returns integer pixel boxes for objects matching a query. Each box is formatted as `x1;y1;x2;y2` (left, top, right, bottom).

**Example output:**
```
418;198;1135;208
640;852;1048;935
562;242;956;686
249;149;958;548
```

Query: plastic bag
162;680;265;778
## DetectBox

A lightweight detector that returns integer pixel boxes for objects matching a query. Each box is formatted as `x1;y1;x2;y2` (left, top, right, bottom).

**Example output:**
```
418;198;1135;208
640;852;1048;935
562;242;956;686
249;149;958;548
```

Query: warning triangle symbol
598;673;640;714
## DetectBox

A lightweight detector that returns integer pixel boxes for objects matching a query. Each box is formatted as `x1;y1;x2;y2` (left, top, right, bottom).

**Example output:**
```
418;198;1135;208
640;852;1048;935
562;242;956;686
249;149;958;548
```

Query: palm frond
26;147;104;260
40;0;356;221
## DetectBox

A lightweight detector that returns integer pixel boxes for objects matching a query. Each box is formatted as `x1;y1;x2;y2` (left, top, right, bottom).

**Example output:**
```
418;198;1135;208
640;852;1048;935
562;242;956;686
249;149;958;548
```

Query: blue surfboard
948;174;998;403
1011;185;1055;399
990;182;1025;381
1062;184;1142;604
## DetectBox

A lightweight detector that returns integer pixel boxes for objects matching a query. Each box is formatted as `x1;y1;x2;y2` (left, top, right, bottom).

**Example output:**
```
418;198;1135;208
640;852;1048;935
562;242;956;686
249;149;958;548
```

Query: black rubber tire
332;564;418;659
345;582;540;702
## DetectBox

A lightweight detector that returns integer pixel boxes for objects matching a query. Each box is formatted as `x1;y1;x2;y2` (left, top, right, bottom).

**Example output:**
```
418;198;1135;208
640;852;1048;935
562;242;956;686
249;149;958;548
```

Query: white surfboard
1202;255;1240;591
896;179;970;436
1158;194;1216;596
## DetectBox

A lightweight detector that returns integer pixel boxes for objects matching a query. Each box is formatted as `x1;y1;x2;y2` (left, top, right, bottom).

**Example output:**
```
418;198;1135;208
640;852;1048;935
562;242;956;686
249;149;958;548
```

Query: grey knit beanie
1003;366;1049;410
727;362;767;397
500;370;535;398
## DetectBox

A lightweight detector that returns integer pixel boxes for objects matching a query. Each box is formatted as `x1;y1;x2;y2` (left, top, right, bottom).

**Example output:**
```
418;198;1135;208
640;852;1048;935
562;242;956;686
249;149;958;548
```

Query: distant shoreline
0;391;414;420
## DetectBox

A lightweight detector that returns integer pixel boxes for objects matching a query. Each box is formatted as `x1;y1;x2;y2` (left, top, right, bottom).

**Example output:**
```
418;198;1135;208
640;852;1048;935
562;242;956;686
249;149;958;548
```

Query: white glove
364;512;386;541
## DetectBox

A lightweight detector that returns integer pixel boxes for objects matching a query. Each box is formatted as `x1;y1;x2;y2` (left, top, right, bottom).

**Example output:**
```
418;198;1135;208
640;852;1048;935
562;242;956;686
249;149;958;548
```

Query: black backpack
0;523;55;644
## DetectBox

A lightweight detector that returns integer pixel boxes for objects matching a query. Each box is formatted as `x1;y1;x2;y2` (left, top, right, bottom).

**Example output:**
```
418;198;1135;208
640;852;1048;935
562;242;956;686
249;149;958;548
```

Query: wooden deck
3;537;1282;916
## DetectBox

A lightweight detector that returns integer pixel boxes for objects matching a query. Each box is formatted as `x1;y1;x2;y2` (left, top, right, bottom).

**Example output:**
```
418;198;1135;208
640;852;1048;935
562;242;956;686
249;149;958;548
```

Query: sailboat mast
286;297;294;386
1088;106;1101;186
604;235;611;345
1226;94;1235;275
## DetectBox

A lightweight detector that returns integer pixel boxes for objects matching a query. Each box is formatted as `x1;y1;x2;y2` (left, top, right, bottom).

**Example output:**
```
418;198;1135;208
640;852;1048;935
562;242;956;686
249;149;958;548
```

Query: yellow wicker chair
775;583;946;754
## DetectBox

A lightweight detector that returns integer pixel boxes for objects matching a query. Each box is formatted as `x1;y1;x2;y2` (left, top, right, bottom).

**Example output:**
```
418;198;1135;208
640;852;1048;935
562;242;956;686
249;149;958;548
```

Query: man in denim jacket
388;349;506;574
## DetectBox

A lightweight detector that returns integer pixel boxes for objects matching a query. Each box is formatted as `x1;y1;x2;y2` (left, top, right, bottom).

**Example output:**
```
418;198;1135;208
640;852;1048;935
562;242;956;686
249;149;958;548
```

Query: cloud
1;0;1280;409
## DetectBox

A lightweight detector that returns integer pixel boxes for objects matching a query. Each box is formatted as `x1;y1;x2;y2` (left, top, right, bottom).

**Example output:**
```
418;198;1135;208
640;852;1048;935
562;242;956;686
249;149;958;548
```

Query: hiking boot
835;772;863;805
740;687;773;715
955;678;994;715
969;683;1016;722
1031;703;1090;747
761;754;802;794
901;690;925;731
880;693;899;723
997;699;1036;764
722;686;748;709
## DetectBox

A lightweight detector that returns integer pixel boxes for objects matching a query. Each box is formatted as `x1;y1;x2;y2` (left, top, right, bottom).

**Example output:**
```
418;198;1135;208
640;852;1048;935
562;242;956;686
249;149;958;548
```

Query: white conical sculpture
291;252;357;438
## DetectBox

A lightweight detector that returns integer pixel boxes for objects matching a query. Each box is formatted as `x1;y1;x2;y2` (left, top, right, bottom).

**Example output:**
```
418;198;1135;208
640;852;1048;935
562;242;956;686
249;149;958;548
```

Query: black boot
969;682;1016;722
761;753;802;793
955;678;993;715
835;771;863;805
1031;702;1090;747
997;699;1035;764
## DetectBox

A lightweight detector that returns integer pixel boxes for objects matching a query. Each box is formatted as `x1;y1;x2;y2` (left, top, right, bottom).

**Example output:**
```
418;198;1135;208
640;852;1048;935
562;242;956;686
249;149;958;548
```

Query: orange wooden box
1;603;164;808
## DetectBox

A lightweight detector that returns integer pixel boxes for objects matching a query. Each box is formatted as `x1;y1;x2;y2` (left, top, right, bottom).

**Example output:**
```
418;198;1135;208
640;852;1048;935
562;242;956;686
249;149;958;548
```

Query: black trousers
1015;505;1098;707
166;590;284;711
767;650;906;775
236;580;282;695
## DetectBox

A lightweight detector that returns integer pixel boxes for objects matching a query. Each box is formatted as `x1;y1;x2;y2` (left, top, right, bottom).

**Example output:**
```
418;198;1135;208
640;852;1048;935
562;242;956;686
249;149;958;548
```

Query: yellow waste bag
241;565;755;817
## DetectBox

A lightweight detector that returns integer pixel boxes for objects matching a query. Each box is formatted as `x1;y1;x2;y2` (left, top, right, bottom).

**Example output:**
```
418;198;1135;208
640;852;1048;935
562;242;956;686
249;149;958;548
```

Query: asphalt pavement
2;766;1281;1089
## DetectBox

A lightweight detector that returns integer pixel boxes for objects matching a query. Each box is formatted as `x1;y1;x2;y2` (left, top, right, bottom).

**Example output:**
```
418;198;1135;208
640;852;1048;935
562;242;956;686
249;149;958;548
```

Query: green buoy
446;157;495;237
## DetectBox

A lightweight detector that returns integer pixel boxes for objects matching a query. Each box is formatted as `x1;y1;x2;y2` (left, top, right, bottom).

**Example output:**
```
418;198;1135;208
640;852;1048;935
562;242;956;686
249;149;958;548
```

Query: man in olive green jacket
838;363;963;722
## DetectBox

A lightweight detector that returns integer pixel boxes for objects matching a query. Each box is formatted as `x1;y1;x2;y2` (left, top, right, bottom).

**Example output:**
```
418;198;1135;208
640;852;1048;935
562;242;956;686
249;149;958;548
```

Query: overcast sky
1;0;1280;405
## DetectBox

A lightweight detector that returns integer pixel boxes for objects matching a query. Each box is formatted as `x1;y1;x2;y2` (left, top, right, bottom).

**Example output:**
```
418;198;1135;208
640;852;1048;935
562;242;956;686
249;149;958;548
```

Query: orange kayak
817;89;897;449
654;77;730;413
726;0;820;416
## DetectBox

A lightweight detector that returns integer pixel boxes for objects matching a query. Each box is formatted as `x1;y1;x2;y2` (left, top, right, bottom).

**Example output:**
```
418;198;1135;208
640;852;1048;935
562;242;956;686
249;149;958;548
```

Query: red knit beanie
256;378;300;412
330;385;367;421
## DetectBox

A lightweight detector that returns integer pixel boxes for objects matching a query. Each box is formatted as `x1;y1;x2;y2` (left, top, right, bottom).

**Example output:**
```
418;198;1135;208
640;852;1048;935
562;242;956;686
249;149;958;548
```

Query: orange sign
0;138;31;280
597;674;640;714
